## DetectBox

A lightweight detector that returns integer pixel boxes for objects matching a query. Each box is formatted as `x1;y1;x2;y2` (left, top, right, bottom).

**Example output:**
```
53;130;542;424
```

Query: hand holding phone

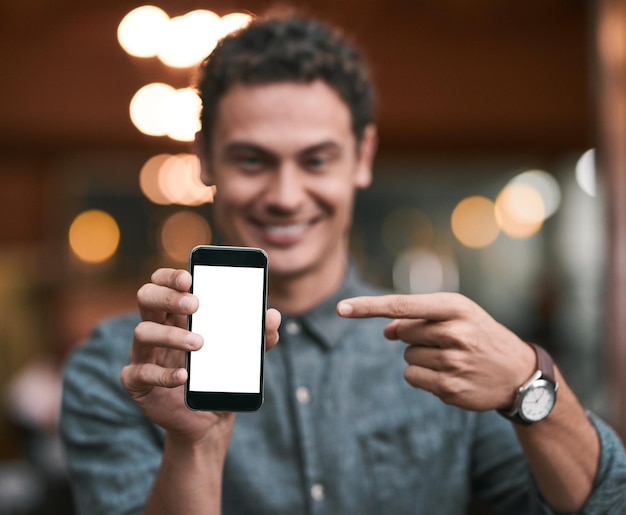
185;245;268;412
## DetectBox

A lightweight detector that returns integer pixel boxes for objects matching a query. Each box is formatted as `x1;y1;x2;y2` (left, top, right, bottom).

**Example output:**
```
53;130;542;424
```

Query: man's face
203;80;375;281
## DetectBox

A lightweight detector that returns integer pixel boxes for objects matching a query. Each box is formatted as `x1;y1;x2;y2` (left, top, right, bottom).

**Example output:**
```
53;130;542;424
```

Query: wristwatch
498;343;559;426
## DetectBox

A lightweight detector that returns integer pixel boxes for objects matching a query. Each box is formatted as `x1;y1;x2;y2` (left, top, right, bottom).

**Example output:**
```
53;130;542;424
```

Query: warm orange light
159;211;212;263
139;154;172;205
129;85;200;142
129;83;175;136
69;210;120;263
494;184;544;239
451;196;500;248
510;170;561;218
117;5;170;58
157;10;221;68
217;13;253;39
162;88;202;141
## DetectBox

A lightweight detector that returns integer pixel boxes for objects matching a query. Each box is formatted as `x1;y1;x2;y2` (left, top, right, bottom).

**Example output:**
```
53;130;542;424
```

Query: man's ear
194;131;214;185
354;123;378;189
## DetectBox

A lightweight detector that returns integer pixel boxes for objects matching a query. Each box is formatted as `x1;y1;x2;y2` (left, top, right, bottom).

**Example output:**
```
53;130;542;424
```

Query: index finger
337;293;458;321
138;269;197;322
151;268;192;292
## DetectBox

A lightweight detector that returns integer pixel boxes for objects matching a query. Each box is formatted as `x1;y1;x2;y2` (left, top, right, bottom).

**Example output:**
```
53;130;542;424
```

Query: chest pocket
356;405;472;515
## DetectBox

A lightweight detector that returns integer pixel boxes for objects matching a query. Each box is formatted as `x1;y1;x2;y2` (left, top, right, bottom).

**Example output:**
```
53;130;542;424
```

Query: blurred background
0;0;625;513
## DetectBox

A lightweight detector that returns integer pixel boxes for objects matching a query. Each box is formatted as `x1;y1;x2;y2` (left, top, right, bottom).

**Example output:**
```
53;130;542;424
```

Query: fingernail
338;302;353;316
185;333;202;349
180;295;194;311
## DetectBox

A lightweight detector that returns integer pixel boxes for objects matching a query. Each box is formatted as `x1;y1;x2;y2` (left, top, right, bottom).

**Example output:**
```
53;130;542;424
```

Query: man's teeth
265;224;307;236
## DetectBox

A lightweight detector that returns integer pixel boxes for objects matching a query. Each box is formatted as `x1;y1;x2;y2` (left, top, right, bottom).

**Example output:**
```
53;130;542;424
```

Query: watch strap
497;343;557;426
532;343;556;384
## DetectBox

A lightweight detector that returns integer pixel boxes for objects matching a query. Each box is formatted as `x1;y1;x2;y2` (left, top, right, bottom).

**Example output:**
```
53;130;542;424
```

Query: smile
254;221;316;246
264;223;309;237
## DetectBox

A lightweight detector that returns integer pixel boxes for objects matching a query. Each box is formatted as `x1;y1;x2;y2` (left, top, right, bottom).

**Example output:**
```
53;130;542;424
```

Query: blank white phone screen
189;265;264;393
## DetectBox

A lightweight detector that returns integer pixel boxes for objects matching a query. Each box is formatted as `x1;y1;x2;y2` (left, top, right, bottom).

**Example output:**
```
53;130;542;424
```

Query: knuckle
449;293;475;318
160;291;178;313
403;346;416;364
133;321;151;344
438;354;453;372
437;375;465;402
158;370;173;388
136;283;153;304
390;296;411;318
150;268;168;284
135;364;152;385
119;365;130;386
439;349;462;371
441;324;467;347
403;365;419;385
172;269;190;290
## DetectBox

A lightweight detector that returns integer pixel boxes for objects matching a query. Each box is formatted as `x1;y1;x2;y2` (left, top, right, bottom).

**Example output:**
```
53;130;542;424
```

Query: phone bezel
184;245;268;412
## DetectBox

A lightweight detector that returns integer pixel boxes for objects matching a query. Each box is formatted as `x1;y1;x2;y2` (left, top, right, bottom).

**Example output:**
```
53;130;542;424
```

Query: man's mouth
265;223;309;237
256;221;314;245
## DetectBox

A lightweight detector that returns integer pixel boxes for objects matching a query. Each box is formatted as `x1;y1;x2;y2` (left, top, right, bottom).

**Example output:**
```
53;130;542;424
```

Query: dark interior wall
0;0;592;153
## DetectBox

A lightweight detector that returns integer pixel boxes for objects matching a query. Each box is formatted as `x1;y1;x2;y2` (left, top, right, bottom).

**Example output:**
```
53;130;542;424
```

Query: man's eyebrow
298;141;342;156
223;142;274;157
223;141;342;157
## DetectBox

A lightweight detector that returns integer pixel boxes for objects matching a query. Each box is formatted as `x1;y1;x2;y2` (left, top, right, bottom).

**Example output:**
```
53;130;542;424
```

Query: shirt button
295;386;311;405
310;483;325;502
285;320;301;335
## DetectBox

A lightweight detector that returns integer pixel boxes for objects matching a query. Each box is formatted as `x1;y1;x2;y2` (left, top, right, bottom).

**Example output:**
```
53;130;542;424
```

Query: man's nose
264;165;306;212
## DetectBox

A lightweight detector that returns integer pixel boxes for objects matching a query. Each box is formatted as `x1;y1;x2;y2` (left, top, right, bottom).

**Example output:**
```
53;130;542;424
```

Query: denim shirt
60;264;626;515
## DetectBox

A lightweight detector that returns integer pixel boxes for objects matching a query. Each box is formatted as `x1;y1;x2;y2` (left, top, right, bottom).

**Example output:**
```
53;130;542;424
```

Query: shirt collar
296;261;370;350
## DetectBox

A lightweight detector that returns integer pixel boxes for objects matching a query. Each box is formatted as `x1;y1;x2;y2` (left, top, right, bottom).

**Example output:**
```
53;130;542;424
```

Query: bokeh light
140;153;215;206
392;248;459;294
163;88;202;141
69;209;120;264
451;196;500;248
129;83;175;137
159;210;212;263
575;148;597;197
120;8;255;142
129;85;200;141
509;170;561;219
119;8;253;68
157;10;221;68
117;5;170;58
216;12;253;39
494;184;544;238
139;154;172;205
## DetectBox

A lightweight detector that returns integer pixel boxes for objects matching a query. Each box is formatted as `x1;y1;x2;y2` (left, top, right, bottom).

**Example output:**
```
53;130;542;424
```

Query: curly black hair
196;11;375;145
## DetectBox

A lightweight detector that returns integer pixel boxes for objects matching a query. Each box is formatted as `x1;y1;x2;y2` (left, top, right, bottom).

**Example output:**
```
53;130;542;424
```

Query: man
60;11;626;515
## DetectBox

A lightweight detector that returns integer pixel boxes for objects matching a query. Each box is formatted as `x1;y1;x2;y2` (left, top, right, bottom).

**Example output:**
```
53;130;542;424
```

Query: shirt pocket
356;411;470;514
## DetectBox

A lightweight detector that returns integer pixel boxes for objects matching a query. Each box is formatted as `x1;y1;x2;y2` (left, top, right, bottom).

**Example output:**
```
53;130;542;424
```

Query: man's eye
238;155;264;169
304;156;327;169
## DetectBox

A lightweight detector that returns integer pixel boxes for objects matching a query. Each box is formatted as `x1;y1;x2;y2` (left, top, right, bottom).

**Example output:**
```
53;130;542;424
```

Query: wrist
498;343;559;426
165;416;235;461
147;425;230;515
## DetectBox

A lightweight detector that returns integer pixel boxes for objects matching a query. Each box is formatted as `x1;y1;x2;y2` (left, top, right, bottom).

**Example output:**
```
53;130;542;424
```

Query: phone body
185;245;268;412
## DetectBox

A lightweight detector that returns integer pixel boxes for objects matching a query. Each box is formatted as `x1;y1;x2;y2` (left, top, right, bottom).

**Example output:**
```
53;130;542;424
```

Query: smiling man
60;10;626;515
201;80;375;314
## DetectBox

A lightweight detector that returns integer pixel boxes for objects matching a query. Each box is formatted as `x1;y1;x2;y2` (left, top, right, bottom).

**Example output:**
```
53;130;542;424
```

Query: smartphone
185;245;268;411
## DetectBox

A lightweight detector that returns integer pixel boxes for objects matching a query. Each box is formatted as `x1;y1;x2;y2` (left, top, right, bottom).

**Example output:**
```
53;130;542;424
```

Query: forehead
212;80;355;151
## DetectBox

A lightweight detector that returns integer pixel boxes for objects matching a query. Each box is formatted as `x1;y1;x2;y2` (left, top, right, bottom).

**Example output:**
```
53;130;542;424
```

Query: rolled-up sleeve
575;412;626;514
59;314;164;515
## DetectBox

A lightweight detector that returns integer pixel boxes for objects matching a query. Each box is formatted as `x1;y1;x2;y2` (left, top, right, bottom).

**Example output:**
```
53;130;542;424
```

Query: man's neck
268;258;347;316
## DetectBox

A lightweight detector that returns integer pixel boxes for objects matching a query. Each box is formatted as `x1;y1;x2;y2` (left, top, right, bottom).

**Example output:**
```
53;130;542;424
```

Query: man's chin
266;255;313;281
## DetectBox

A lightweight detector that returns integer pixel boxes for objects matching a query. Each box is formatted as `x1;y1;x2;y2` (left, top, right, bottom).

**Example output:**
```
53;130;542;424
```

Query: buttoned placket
281;316;327;513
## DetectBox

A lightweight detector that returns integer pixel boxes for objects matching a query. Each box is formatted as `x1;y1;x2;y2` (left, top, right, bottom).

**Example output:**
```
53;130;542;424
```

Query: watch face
520;379;556;422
